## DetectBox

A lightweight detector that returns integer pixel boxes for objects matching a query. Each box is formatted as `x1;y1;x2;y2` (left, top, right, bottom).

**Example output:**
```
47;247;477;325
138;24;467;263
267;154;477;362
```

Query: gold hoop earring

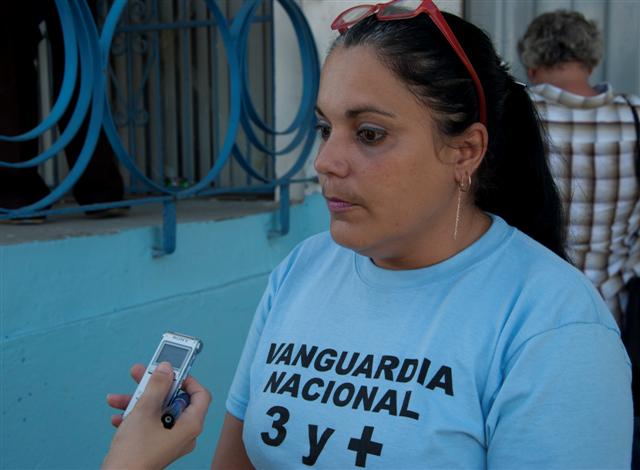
454;173;472;240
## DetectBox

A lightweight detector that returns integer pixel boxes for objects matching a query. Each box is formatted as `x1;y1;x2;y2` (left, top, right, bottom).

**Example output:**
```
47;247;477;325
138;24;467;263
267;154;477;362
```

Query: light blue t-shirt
227;216;633;469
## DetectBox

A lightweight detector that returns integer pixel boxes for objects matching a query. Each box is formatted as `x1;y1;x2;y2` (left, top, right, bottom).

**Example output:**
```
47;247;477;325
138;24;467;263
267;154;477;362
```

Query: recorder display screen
155;343;189;369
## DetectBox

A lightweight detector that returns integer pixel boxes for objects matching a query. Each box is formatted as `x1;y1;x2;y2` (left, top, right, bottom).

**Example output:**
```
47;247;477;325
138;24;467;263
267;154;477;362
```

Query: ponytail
475;81;568;260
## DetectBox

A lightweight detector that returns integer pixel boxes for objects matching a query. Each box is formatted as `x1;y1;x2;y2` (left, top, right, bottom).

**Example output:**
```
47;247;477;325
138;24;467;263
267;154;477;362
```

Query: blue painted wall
0;194;328;469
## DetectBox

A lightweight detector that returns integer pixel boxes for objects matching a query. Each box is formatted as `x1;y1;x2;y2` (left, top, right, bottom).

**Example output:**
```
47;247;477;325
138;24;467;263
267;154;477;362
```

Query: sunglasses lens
340;5;375;24
380;0;423;17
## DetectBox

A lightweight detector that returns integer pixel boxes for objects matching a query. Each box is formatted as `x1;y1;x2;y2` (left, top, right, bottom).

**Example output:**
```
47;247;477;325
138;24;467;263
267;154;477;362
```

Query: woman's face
314;45;463;270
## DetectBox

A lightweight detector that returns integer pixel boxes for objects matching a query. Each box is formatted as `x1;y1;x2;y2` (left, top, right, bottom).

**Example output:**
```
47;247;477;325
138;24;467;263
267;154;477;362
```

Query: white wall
274;0;463;200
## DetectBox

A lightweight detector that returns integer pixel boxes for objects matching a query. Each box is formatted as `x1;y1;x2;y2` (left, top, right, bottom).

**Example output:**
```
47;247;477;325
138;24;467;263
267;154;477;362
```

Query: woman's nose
314;137;350;178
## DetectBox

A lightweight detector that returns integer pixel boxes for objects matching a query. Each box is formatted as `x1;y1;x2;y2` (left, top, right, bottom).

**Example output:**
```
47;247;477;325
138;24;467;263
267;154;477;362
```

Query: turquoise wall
0;194;328;469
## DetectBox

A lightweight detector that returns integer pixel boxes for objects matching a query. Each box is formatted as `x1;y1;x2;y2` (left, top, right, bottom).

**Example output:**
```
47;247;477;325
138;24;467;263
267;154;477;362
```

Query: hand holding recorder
124;332;203;420
103;333;211;469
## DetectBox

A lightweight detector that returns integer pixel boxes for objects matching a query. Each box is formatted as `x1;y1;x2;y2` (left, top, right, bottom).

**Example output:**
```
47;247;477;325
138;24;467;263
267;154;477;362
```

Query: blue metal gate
0;0;320;254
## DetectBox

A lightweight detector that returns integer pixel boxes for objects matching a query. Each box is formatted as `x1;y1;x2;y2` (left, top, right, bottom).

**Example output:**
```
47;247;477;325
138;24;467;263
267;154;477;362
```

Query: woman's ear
452;122;488;179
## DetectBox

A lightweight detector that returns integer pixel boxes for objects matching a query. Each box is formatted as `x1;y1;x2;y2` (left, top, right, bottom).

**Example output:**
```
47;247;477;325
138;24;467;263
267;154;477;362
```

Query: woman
108;1;633;468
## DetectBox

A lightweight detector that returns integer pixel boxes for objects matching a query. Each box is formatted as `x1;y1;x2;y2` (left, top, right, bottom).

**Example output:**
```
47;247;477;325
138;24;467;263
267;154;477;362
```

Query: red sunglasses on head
331;0;487;126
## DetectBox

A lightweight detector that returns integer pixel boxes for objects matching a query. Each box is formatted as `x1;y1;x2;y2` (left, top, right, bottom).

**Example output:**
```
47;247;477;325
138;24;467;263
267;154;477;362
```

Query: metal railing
0;0;320;255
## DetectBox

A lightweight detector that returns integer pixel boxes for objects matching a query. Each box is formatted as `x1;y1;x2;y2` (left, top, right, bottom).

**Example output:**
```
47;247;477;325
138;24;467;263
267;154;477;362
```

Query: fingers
182;377;212;413
107;393;132;411
178;376;212;435
106;393;130;427
135;362;174;412
181;375;206;396
106;363;155;427
130;363;146;384
106;364;146;411
110;414;123;428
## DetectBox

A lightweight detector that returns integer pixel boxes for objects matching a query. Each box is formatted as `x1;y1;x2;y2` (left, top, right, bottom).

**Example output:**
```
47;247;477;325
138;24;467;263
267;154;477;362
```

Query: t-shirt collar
354;214;514;289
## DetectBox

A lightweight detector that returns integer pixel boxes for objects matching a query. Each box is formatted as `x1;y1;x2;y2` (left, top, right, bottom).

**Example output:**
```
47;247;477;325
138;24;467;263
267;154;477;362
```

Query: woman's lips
327;197;355;212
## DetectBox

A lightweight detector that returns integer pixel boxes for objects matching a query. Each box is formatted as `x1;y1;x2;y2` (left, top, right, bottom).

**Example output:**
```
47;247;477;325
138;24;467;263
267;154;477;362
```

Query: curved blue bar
234;0;314;136
100;0;243;198
175;0;244;198
230;0;320;176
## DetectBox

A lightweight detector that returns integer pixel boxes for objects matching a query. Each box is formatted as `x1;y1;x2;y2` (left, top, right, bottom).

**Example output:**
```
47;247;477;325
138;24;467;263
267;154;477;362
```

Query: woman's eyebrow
345;105;396;119
314;105;396;119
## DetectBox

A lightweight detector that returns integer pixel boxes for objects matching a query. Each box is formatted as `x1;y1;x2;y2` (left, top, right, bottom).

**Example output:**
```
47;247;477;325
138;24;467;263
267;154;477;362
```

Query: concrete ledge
0;197;281;246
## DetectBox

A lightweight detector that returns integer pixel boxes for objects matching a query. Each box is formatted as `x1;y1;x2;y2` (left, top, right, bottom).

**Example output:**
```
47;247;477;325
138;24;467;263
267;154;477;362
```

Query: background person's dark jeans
0;1;124;210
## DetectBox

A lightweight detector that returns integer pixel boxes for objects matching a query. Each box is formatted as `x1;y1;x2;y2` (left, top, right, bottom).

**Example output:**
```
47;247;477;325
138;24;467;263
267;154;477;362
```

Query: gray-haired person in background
519;9;640;467
519;10;640;324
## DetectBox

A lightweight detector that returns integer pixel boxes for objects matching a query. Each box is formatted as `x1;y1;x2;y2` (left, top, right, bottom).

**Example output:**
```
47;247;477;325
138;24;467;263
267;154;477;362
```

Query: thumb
136;362;174;412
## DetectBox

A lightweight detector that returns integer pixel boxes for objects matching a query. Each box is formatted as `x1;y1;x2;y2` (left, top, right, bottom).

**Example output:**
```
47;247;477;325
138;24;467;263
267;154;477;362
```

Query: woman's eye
357;127;386;145
316;124;331;141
